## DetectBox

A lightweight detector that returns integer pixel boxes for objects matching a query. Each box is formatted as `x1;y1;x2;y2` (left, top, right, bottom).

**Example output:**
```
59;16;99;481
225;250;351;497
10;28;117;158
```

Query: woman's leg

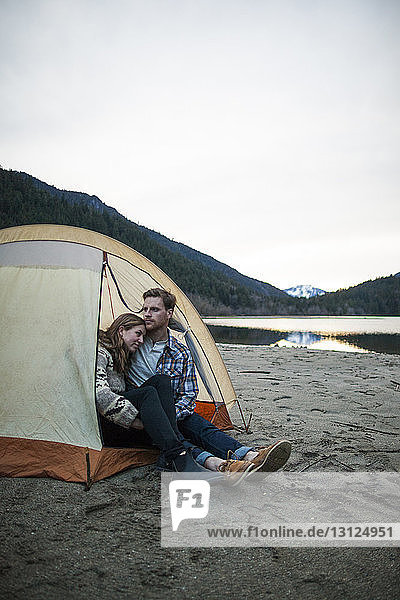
139;375;180;436
126;378;219;469
99;415;153;448
100;408;209;471
123;386;185;463
138;375;219;466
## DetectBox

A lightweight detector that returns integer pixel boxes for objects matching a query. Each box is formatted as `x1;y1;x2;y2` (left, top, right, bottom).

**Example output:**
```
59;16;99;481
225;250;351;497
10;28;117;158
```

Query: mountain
17;172;284;299
140;225;284;299
17;172;118;216
284;285;326;299
0;168;294;315
1;167;398;316
301;276;400;316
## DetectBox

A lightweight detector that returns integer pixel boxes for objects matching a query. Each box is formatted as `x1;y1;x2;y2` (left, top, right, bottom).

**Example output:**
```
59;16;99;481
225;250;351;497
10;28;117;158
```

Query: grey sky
1;0;399;291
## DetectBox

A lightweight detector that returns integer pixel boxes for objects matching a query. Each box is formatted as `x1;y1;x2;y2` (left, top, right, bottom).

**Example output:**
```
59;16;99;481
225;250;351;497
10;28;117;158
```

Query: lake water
203;316;400;355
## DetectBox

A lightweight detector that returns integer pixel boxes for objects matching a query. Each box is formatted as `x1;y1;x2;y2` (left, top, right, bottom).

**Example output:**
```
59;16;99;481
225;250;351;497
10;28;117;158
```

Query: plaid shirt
156;330;199;420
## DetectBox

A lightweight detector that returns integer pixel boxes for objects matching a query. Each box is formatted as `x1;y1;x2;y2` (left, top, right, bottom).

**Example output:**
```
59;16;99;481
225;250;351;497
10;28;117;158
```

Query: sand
1;345;400;600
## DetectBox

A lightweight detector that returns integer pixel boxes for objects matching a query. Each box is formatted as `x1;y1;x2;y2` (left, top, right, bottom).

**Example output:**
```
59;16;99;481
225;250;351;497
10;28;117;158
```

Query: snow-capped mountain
284;285;326;299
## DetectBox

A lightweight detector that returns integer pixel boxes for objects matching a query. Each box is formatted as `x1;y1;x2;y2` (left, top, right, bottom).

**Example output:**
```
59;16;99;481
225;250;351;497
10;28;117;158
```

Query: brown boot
218;459;255;486
250;440;292;472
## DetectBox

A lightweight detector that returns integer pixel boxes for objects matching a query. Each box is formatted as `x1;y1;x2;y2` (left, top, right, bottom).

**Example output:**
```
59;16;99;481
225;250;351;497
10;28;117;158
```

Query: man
127;288;291;473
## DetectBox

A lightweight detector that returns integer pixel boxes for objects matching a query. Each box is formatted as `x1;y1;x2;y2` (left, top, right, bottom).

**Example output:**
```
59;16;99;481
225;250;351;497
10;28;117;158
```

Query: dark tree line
1;168;398;316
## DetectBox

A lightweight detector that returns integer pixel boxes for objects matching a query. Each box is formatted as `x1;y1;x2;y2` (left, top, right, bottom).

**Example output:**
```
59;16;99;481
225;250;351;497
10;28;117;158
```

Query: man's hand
131;417;144;430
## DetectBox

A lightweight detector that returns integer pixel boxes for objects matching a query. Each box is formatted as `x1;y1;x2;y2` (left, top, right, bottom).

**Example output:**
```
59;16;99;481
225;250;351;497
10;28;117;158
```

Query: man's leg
177;412;253;461
125;384;212;468
179;413;292;472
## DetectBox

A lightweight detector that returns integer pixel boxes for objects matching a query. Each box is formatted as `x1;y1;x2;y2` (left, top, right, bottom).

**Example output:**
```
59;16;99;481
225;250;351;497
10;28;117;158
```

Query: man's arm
173;349;199;420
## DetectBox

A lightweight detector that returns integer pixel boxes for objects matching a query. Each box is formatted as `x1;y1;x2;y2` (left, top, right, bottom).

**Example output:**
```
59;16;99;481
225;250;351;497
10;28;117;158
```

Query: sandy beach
1;345;399;600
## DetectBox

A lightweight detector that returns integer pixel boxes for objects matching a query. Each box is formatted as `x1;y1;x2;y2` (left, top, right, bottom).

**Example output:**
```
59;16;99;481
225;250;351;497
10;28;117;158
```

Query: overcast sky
1;0;399;291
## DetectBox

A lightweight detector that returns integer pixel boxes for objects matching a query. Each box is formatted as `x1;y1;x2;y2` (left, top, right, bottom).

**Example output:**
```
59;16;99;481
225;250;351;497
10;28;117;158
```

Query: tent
0;224;237;485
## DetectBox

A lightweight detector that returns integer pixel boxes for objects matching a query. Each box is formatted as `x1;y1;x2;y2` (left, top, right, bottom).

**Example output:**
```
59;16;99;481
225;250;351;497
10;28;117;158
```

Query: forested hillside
0;168;295;315
1;168;398;315
140;226;284;299
300;275;400;316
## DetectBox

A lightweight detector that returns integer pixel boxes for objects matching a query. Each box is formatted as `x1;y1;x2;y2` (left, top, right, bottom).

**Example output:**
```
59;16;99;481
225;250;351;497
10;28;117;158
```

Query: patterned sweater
95;345;138;429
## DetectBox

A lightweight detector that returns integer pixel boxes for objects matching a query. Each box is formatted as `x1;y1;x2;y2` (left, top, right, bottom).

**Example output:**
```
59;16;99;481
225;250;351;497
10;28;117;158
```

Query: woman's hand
131;417;144;430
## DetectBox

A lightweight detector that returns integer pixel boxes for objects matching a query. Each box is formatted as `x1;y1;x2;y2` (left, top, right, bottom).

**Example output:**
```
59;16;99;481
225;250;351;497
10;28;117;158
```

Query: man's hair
143;288;176;312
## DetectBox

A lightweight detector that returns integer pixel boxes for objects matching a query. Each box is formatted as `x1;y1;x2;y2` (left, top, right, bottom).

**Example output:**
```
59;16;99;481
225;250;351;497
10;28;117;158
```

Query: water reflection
273;335;368;353
207;326;282;346
286;332;322;346
335;333;400;355
280;332;366;352
207;325;400;354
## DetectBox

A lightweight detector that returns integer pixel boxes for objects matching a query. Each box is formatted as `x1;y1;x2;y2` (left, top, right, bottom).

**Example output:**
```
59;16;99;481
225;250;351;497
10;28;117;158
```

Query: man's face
142;296;172;334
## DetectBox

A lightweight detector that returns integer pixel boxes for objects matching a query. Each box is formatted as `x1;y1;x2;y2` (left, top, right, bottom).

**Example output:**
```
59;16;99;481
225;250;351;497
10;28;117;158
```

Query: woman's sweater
95;345;138;428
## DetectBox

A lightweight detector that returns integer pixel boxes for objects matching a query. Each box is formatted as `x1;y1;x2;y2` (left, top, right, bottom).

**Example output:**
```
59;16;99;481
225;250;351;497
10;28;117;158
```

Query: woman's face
119;324;146;353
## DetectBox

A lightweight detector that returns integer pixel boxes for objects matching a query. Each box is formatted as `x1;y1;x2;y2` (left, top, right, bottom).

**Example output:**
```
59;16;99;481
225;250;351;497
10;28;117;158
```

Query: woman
96;312;255;479
96;312;199;471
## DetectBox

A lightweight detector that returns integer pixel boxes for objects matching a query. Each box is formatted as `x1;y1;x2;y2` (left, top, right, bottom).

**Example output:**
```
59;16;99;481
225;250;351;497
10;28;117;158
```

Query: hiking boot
250;440;292;472
218;459;255;486
166;449;209;473
163;450;226;484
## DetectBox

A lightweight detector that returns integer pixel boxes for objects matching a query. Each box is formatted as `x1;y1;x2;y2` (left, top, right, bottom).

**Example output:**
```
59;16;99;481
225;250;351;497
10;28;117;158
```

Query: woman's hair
99;313;145;374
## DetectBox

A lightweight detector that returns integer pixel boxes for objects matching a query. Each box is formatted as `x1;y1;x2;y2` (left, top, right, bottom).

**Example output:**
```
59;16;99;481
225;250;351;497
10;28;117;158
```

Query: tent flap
0;242;103;449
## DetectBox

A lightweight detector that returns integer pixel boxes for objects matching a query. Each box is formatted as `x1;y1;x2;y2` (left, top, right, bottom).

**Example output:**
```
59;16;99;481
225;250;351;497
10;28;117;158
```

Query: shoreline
204;315;400;335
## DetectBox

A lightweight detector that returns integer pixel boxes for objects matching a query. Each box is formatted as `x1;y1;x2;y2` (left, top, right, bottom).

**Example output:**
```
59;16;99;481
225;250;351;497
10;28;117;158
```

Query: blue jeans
101;375;206;466
177;412;253;466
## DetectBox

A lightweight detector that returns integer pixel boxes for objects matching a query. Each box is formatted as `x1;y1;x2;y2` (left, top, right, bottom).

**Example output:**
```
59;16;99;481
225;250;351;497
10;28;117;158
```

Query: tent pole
233;397;253;433
85;450;93;491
